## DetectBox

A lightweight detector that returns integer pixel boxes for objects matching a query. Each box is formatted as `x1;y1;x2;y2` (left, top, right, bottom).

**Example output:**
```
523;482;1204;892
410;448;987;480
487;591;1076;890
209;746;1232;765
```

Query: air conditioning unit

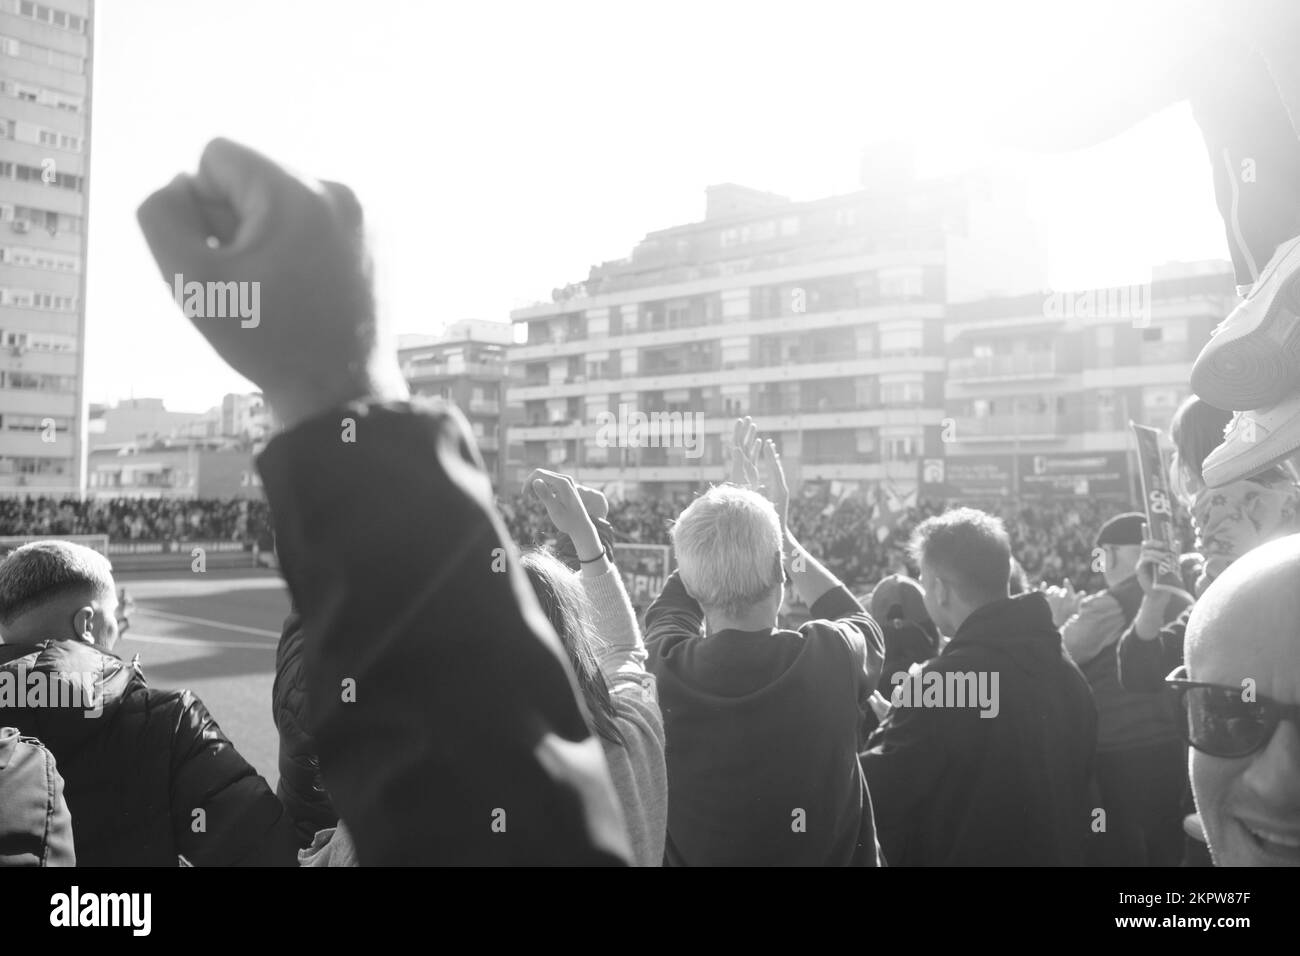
11;220;29;233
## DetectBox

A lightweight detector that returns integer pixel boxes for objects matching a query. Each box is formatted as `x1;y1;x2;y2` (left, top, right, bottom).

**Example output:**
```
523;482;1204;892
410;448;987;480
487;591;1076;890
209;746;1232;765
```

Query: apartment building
0;0;92;496
934;260;1235;499
399;319;512;486
507;165;1048;497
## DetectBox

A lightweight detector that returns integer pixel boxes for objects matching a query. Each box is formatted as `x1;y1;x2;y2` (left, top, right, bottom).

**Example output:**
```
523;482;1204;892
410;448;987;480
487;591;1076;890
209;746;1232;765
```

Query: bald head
0;541;121;649
1186;532;1300;866
1187;534;1300;693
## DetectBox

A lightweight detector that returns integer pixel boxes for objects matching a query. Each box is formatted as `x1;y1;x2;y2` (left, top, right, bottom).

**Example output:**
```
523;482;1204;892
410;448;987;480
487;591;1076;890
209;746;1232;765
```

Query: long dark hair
521;549;625;747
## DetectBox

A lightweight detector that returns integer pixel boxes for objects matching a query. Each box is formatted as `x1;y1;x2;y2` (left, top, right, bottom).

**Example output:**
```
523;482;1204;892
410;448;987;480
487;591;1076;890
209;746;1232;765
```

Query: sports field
114;568;289;784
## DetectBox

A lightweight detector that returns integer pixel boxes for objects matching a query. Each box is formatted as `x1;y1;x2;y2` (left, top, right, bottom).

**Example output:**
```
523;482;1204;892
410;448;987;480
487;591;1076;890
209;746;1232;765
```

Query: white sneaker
1201;389;1300;487
1190;235;1300;410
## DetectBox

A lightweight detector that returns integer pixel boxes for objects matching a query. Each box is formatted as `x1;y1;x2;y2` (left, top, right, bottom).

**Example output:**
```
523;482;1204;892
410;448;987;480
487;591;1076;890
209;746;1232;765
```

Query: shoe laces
1223;411;1244;439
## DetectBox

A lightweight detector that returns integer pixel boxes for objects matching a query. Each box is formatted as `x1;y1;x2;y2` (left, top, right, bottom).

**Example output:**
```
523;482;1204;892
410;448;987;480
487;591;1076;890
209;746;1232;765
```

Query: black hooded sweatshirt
861;592;1097;866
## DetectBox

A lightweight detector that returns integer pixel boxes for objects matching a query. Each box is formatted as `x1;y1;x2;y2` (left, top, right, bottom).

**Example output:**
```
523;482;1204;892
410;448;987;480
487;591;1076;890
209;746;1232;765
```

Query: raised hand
576;484;609;522
136;138;408;430
1136;537;1177;595
1042;579;1083;627
758;439;790;530
727;417;761;487
527;468;598;546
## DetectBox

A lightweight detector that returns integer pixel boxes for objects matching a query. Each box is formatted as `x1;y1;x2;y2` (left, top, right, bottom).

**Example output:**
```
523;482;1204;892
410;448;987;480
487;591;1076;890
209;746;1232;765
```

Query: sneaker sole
1191;250;1300;410
1203;428;1300;488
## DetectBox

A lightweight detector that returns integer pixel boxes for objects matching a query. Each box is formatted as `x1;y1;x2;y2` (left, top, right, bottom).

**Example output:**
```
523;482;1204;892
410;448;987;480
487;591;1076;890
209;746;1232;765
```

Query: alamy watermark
0;663;103;718
172;273;260;328
595;403;705;459
1043;283;1151;327
50;887;150;936
888;668;1000;718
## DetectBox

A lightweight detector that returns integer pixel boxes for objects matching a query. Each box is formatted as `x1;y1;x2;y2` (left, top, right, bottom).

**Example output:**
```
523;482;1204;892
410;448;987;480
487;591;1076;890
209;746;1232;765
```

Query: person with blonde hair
647;418;884;866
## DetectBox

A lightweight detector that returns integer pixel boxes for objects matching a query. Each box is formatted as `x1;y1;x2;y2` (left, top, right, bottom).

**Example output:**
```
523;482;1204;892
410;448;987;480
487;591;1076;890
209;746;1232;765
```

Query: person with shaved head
1173;533;1300;865
0;540;298;866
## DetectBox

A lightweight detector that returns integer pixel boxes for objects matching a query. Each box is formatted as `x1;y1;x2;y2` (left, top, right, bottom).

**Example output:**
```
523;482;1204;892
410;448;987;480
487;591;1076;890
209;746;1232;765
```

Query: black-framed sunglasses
1166;665;1300;758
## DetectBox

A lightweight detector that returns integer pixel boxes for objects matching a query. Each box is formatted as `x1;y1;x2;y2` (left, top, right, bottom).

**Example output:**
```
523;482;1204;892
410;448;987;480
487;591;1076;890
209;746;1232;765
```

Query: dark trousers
1087;740;1187;867
996;6;1300;289
1189;45;1300;288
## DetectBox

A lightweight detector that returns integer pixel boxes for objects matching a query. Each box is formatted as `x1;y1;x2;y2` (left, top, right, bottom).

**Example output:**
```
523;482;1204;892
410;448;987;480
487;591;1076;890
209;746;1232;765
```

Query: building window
4;414;70;432
2;371;75;392
0;245;80;272
880;378;925;405
0;34;86;74
878;325;924;355
0;456;66;476
17;4;86;34
879;267;924;300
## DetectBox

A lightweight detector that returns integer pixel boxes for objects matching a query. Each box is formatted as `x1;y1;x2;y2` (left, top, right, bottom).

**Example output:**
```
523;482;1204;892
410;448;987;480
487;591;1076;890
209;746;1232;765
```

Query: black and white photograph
0;0;1296;933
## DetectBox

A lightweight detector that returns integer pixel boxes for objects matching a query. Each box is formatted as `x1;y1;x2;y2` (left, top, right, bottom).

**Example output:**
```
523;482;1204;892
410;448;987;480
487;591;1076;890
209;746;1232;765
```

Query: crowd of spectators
0;497;273;543
498;486;1196;594
0;490;1193;591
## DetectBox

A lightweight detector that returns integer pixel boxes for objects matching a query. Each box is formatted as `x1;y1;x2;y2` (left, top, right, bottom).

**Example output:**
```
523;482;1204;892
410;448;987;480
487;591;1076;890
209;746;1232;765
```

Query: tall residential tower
0;0;92;496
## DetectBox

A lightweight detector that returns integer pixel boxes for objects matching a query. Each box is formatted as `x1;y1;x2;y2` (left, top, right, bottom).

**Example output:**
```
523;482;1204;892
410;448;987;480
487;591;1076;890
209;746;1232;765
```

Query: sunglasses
1166;666;1300;758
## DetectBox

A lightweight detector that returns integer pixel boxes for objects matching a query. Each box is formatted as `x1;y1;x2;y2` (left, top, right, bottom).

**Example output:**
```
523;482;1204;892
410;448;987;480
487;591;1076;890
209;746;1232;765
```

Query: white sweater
581;567;668;867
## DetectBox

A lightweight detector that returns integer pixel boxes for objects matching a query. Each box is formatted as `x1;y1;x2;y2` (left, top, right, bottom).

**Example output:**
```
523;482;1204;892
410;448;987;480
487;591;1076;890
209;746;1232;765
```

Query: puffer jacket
0;640;298;866
0;726;75;866
273;609;337;845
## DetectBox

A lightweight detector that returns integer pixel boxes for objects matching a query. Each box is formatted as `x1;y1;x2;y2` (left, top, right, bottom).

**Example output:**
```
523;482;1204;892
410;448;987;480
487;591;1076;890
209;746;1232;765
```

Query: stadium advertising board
921;452;1130;500
921;456;1015;498
107;540;249;555
0;534;110;558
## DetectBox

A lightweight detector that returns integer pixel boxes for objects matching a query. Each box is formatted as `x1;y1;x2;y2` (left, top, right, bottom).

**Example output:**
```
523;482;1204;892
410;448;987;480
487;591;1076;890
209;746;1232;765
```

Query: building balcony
0;137;88;177
948;352;1057;381
951;413;1060;441
802;450;873;465
1137;342;1194;366
0;95;88;135
0;262;82;293
754;350;867;368
640;361;720;377
510;301;945;361
0;432;75;456
0;472;72;491
0;179;85;216
403;361;506;381
0;388;76;416
753;399;867;416
467;398;500;415
505;406;944;443
508;354;947;402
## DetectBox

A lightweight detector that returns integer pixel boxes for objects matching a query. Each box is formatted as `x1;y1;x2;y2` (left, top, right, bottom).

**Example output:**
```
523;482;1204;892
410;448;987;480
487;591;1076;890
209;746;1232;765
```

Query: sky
84;0;1231;411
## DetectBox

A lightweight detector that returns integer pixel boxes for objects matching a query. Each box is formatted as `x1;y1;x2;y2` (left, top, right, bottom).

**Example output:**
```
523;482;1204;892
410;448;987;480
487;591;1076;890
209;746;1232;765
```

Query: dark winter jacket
861;592;1097;866
273;609;337;846
0;640;298;866
0;726;74;866
1118;603;1192;694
